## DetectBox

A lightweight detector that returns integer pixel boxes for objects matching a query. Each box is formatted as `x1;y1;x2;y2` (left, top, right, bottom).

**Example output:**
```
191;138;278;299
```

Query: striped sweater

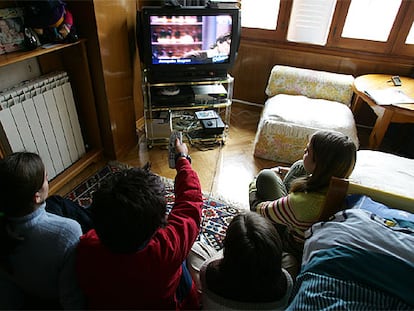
252;188;326;244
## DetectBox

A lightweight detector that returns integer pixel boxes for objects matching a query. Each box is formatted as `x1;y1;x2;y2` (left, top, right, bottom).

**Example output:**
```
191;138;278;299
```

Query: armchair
253;65;359;163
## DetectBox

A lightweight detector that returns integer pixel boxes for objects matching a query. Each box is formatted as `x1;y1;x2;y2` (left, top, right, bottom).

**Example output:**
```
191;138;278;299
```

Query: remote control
169;131;183;169
391;76;402;86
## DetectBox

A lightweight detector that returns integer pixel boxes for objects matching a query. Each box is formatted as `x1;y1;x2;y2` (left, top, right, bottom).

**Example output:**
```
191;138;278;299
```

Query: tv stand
142;70;233;148
147;69;229;84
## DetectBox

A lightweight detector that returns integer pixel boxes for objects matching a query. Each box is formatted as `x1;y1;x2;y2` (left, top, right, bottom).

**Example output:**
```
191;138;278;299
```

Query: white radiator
0;71;86;180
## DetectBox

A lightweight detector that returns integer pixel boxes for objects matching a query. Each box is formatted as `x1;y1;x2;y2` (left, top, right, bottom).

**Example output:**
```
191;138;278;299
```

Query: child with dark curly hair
76;139;203;310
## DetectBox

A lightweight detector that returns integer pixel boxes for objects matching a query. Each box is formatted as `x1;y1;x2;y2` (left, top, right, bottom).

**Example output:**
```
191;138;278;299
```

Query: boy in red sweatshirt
76;139;202;309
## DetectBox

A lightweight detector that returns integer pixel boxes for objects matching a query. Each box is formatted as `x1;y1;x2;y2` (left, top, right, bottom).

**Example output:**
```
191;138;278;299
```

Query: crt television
137;6;241;83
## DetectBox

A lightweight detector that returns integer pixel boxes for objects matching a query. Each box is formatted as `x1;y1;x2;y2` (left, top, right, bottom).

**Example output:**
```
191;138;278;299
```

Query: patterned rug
64;162;240;250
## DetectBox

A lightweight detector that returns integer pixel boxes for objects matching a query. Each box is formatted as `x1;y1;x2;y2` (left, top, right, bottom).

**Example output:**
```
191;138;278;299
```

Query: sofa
287;150;414;309
350;149;414;207
288;204;414;310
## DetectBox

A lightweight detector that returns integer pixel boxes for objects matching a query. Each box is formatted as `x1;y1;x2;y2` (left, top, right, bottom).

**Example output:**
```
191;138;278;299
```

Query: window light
287;0;337;45
406;22;414;44
241;0;279;30
342;0;402;42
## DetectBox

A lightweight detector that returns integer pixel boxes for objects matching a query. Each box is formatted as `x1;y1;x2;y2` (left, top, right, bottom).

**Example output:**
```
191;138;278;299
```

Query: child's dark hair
0;152;45;269
90;164;167;253
219;212;286;301
291;130;357;193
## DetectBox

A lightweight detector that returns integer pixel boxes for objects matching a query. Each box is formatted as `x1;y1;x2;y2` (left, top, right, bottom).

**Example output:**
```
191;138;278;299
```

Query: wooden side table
352;74;414;149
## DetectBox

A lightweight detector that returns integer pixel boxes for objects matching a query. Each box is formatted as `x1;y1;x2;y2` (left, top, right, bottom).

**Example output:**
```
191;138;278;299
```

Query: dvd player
192;84;228;105
151;86;195;107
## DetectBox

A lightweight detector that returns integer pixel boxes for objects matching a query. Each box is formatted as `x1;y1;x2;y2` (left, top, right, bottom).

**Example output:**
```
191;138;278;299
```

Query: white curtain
287;0;337;45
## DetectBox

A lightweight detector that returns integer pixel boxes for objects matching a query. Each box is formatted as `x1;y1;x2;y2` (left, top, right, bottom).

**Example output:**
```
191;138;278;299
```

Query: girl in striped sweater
249;130;357;263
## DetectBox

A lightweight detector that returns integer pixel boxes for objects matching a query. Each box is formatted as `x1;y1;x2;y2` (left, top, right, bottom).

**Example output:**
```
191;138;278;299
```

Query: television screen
150;14;232;65
138;7;240;83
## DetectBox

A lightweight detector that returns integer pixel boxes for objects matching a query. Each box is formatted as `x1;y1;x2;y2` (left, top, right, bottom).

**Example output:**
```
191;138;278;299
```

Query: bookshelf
0;40;103;194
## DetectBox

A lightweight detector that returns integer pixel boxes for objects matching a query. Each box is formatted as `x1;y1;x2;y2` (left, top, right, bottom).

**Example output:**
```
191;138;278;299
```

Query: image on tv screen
150;14;233;65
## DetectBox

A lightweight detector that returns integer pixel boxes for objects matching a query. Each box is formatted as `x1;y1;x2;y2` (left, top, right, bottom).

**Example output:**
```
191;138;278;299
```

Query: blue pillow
346;194;414;227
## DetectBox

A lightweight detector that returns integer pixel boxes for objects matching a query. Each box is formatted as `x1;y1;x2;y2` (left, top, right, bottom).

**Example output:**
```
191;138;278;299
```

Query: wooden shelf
49;149;103;195
0;40;85;67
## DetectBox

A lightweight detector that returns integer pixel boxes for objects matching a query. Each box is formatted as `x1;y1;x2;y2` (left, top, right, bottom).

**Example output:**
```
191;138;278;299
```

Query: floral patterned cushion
253;94;359;163
265;65;355;106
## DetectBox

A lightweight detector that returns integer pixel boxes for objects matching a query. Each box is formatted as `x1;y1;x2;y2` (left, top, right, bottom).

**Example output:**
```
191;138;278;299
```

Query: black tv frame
137;6;241;83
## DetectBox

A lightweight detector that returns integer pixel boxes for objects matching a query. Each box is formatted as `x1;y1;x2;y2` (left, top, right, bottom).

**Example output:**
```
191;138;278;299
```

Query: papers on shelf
364;89;414;106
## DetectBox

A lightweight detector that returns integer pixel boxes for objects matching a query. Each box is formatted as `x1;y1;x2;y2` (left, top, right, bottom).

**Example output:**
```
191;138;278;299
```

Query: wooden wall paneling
131;1;145;121
231;43;360;104
60;42;102;150
133;51;144;121
36;51;64;74
230;43;277;105
68;0;113;158
93;0;138;159
231;41;414;105
68;0;138;160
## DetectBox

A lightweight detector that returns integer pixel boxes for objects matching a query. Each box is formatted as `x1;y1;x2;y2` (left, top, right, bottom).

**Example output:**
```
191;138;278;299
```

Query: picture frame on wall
0;7;25;55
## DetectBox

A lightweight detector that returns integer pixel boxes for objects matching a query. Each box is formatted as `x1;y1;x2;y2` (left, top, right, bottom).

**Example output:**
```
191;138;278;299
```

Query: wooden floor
119;102;279;211
56;101;372;211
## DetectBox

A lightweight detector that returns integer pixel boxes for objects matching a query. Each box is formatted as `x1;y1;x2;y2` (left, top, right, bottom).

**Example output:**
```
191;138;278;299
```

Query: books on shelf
364;89;414;106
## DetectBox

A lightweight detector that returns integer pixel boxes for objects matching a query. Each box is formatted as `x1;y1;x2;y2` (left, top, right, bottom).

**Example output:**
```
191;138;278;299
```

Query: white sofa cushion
350;150;414;199
253;94;359;163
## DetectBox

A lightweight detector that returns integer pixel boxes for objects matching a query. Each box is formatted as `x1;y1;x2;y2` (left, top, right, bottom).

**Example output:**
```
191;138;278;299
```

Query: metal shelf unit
142;72;233;148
